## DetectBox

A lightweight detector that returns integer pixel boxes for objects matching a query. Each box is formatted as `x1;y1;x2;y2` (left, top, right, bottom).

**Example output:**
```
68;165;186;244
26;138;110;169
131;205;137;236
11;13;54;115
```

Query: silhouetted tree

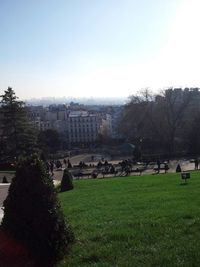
187;115;200;155
0;87;37;161
159;88;192;154
120;88;193;157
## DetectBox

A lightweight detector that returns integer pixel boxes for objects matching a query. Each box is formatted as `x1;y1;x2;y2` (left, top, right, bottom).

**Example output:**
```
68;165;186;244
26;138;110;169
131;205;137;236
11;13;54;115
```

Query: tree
0;87;37;161
119;89;161;153
60;169;74;192
1;156;74;265
158;88;192;154
120;88;193;157
38;129;61;157
187;114;200;155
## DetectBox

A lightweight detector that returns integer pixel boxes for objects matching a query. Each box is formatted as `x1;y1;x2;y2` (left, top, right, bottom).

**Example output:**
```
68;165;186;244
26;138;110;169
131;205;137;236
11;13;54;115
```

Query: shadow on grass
179;183;189;186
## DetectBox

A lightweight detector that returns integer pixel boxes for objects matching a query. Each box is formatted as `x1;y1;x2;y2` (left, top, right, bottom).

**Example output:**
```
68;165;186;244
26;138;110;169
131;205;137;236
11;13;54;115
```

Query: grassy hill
58;172;200;267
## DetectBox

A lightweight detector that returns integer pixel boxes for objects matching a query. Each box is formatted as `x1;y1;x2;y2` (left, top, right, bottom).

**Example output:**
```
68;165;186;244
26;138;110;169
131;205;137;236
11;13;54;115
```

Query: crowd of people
46;159;73;176
43;156;200;179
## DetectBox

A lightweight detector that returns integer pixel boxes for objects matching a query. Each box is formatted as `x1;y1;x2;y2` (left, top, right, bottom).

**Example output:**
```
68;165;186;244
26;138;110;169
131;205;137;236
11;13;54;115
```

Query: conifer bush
1;157;74;265
60;169;74;192
176;164;182;173
2;176;8;183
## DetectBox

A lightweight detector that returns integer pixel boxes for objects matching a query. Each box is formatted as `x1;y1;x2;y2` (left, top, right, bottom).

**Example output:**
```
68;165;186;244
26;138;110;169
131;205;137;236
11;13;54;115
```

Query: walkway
0;184;9;222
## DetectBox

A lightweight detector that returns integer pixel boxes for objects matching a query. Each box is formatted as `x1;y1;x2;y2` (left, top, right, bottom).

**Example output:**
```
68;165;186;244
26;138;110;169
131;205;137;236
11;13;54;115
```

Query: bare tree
120;88;194;157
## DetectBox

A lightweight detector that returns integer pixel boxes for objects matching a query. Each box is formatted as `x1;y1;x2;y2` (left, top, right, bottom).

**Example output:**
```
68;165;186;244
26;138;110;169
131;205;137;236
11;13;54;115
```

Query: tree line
119;88;200;159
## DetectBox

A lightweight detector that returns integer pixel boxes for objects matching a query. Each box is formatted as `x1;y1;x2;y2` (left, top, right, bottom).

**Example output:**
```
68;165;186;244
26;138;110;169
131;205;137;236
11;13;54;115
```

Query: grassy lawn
58;172;200;267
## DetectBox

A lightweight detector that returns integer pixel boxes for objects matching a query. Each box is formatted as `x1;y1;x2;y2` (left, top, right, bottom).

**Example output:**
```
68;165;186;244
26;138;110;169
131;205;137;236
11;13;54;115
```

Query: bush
2;176;8;183
176;164;182;173
1;157;74;265
60;169;74;192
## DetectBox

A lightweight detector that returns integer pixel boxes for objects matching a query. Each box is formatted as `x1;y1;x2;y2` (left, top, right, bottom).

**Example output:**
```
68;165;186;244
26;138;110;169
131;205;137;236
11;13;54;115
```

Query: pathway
0;184;9;222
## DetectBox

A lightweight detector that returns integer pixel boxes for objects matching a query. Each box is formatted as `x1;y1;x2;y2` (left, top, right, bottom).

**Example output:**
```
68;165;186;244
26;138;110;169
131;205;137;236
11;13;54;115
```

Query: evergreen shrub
60;169;74;192
1;157;74;264
2;176;8;183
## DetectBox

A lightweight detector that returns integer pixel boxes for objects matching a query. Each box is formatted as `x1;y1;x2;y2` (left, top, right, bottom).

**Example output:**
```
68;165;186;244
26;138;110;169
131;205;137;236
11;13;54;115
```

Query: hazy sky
1;0;200;99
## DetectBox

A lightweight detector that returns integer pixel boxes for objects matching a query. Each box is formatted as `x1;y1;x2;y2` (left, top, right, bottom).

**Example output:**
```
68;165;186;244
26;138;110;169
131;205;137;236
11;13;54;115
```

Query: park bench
153;164;169;173
71;169;98;179
72;172;84;179
131;167;146;175
101;170;118;178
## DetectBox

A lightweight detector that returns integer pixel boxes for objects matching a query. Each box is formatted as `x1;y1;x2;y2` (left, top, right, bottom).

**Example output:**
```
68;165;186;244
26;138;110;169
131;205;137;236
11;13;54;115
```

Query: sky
1;0;200;100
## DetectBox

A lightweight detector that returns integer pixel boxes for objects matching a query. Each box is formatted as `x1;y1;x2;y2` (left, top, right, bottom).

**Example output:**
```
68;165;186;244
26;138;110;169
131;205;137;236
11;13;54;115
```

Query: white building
28;106;114;146
67;111;100;145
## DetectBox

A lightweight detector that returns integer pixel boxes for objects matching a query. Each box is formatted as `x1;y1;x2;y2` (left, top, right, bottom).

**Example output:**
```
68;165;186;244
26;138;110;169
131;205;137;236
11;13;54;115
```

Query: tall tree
187;115;200;155
157;89;192;154
120;89;160;153
120;88;193;157
0;87;37;161
38;129;61;157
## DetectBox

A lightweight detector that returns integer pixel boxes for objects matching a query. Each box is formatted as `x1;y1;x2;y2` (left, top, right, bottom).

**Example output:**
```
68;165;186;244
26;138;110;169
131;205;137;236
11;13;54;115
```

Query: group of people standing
46;158;73;176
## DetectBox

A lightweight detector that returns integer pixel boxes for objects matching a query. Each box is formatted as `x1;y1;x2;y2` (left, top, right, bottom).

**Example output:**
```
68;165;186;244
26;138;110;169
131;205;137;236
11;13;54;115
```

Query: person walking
157;159;161;174
194;158;199;170
164;163;169;173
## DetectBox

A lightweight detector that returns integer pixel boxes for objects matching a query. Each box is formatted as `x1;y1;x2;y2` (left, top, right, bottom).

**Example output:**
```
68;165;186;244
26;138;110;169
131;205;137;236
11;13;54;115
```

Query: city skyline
1;0;200;99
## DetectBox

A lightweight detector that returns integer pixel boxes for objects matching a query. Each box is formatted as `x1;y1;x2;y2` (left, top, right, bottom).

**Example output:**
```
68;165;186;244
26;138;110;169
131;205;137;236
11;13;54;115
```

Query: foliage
120;88;196;157
0;161;16;171
58;173;200;266
0;87;37;161
60;169;74;192
1;157;74;264
38;129;61;157
187;115;200;155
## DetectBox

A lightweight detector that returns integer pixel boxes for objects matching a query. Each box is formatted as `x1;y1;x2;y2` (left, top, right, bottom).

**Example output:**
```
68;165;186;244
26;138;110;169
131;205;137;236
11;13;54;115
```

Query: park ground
0;156;195;209
58;172;200;267
0;157;200;266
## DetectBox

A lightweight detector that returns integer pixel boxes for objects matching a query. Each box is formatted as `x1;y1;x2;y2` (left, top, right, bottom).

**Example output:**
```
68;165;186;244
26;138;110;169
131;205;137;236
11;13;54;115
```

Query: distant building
27;102;124;147
110;106;124;139
67;111;100;145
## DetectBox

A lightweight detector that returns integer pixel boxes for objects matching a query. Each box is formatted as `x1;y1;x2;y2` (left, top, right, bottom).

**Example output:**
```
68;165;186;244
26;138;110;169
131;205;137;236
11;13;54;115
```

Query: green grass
58;172;200;267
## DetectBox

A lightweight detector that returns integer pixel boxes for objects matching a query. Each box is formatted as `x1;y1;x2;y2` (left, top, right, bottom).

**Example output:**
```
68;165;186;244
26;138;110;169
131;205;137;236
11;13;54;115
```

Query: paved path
0;208;3;222
0;184;9;207
0;184;10;223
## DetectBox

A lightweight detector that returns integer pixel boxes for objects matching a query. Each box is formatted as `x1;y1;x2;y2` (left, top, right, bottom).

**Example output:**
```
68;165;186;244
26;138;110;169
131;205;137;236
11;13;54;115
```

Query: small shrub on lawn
176;164;182;173
1;156;74;265
60;169;74;192
2;176;8;183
